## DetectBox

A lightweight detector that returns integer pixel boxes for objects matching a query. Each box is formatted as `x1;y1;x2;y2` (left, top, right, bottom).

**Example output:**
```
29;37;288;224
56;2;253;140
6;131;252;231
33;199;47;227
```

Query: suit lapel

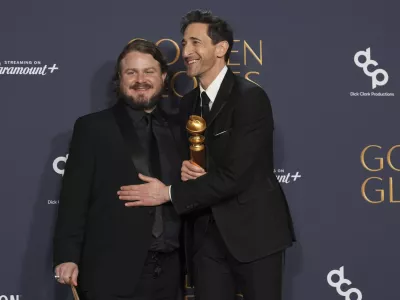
176;71;236;157
112;101;152;177
169;121;187;160
174;90;199;160
190;88;200;115
158;108;187;161
206;69;235;128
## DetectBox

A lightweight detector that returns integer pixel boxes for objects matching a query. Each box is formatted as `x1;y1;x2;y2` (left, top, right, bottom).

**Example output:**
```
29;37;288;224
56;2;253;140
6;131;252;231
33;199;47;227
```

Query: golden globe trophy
186;115;207;169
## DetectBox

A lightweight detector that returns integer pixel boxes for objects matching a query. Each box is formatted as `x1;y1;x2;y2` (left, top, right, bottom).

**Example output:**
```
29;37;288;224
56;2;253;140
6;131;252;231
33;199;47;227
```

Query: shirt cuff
168;185;172;201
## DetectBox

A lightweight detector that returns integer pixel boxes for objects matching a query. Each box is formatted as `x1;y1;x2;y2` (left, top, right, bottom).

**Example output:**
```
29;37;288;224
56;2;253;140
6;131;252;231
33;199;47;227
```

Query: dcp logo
327;266;362;300
354;47;388;89
0;296;21;300
53;154;69;176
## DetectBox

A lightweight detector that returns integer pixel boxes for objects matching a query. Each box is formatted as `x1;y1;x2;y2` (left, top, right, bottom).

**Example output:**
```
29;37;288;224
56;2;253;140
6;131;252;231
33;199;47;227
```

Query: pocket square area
214;129;232;136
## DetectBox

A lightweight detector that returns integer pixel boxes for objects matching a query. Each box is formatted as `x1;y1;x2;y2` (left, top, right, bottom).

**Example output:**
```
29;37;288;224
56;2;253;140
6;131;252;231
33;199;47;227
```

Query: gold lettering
361;177;384;204
227;40;240;66
245;71;261;87
244;40;262;65
170;71;198;98
361;145;383;171
155;39;180;65
389;177;400;203
387;145;400;171
127;38;146;44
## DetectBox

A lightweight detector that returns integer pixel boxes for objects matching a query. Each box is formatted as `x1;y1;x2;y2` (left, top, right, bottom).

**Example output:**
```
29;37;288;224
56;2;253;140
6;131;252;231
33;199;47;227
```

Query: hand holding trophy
186;115;207;169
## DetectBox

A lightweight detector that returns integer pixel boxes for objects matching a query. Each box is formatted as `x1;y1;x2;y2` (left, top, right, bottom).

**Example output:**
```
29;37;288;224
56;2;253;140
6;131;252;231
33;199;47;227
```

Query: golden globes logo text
129;38;263;98
360;145;400;204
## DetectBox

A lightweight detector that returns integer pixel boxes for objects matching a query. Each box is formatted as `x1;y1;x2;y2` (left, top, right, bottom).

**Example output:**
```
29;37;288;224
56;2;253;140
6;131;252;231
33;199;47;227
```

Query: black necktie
201;91;211;120
143;113;163;238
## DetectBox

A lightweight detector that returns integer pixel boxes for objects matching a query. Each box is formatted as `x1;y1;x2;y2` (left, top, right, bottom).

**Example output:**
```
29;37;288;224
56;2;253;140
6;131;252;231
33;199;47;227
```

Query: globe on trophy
186;115;207;169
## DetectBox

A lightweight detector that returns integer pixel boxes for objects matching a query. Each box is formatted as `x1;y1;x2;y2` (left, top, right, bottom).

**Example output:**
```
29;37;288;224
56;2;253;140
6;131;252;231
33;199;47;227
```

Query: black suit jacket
53;101;184;296
172;69;295;263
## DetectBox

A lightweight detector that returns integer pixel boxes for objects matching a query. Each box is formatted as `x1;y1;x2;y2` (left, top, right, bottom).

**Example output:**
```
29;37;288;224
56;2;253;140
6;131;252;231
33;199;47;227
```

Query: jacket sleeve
53;117;95;266
171;87;273;215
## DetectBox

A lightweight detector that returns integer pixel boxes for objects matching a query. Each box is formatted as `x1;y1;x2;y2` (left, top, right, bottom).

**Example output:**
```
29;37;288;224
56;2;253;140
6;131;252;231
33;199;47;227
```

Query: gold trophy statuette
186;115;207;169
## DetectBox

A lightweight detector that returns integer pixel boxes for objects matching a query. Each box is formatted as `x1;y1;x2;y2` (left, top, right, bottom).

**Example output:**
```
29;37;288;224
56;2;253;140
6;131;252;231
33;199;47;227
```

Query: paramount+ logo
0;60;59;76
360;145;400;204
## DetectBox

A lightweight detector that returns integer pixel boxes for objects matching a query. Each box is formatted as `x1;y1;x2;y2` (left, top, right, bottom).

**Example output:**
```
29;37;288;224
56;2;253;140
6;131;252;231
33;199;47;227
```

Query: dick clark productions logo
354;47;388;89
53;154;68;176
327;267;362;300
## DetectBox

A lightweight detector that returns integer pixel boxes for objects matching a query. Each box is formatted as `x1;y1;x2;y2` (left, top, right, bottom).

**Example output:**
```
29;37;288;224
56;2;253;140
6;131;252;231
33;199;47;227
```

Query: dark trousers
193;218;283;300
81;250;181;300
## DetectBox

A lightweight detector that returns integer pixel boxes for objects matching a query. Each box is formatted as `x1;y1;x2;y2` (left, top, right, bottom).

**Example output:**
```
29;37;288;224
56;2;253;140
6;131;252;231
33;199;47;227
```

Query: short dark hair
112;39;168;97
180;9;234;62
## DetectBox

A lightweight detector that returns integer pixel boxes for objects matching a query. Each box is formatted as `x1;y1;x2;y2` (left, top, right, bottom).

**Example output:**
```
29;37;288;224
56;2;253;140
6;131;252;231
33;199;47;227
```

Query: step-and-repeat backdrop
0;0;398;299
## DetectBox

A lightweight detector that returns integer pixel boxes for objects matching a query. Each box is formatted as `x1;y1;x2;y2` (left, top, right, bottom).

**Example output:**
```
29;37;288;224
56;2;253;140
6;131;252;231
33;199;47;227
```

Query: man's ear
216;41;229;59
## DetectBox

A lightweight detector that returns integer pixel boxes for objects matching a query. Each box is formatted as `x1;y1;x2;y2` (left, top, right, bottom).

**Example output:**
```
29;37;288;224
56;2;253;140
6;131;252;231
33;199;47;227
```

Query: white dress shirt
199;65;228;110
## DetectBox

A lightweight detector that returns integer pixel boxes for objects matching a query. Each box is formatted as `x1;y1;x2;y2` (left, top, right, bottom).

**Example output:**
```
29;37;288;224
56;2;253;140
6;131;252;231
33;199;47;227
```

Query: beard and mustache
120;82;163;110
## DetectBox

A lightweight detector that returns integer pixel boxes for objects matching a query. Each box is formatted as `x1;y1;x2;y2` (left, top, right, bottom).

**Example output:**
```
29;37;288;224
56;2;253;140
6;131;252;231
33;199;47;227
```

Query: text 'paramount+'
0;60;59;75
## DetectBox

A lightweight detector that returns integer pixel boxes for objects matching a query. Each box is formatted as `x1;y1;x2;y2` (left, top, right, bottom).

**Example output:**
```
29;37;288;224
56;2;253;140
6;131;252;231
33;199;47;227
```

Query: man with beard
118;10;295;300
53;39;184;300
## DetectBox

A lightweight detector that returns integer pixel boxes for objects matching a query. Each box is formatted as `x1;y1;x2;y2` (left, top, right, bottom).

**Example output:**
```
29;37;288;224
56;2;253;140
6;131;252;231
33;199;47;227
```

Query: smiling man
118;10;295;300
53;39;184;300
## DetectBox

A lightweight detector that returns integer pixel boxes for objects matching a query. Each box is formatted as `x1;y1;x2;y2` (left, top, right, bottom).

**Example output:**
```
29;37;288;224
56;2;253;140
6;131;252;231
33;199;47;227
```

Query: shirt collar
199;65;228;103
